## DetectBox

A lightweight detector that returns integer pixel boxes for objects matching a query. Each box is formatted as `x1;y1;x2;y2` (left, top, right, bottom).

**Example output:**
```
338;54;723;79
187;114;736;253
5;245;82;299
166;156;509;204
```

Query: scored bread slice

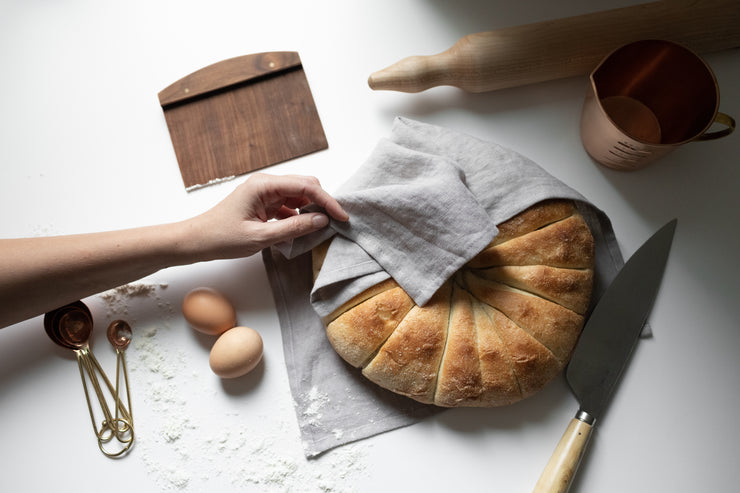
477;303;561;400
492;199;577;246
326;285;414;367
469;214;594;269
434;286;484;407
463;272;583;364
362;282;452;404
474;265;593;314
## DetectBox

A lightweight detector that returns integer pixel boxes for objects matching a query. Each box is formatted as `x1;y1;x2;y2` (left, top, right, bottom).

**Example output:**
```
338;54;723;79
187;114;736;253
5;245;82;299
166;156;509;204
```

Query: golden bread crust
323;278;399;325
434;286;485;407
469;214;594;269
492;199;576;246
312;200;595;407
327;285;414;367
362;283;452;404
462;274;583;363
474;265;593;314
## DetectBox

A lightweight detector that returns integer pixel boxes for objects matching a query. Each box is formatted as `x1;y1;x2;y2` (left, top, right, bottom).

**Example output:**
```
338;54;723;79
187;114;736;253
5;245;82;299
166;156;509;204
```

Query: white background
1;1;739;492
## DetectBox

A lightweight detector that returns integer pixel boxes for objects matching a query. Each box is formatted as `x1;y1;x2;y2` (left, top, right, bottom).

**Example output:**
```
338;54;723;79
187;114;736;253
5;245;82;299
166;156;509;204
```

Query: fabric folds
264;117;633;457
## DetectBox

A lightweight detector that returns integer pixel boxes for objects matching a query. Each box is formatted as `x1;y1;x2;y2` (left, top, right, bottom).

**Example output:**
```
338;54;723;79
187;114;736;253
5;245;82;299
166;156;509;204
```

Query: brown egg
181;287;237;335
209;326;264;379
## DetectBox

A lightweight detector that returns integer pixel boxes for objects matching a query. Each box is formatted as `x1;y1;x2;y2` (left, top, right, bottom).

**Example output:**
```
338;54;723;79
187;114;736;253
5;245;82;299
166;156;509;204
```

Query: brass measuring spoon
44;302;134;457
106;320;134;442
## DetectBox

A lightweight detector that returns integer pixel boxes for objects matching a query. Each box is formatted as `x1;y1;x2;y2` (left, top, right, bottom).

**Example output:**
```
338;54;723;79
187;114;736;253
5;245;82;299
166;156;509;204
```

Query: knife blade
533;218;677;493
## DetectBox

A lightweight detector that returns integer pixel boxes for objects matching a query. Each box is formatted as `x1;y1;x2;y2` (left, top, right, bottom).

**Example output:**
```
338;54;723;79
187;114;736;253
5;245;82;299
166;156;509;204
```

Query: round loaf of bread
313;200;595;407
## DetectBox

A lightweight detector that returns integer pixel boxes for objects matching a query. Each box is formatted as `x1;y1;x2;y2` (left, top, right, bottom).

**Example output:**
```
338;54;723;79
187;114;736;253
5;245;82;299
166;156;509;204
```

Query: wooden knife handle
368;0;740;93
533;417;594;493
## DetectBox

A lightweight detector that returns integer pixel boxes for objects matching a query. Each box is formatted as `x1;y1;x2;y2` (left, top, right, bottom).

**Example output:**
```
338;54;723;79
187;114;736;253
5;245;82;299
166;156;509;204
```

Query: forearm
0;173;348;329
0;221;198;328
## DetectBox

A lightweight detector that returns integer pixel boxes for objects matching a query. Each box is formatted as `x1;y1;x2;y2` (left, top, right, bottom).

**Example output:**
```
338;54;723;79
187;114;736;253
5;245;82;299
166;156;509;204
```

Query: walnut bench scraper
533;219;676;492
159;52;327;190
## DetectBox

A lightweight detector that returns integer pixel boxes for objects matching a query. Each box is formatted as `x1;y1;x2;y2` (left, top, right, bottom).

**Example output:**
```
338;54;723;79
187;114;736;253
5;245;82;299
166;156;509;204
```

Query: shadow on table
433;374;574;433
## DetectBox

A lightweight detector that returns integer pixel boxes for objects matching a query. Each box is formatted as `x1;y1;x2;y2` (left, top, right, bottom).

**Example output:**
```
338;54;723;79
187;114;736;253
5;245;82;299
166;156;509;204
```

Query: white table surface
1;1;739;492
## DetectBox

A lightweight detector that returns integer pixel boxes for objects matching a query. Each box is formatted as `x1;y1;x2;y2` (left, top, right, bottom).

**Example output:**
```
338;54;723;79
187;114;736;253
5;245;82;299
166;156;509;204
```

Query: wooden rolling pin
367;0;740;93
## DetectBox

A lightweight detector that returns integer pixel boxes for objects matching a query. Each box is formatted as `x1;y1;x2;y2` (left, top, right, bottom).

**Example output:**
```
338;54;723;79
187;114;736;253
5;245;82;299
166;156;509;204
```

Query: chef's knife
533;218;677;493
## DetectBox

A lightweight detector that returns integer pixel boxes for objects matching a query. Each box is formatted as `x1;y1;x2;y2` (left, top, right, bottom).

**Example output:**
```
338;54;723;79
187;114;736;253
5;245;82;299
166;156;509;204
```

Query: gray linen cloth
262;117;631;458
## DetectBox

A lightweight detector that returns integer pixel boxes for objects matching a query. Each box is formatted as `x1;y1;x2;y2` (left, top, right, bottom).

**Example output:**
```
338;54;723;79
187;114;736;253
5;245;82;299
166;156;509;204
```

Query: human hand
185;173;349;261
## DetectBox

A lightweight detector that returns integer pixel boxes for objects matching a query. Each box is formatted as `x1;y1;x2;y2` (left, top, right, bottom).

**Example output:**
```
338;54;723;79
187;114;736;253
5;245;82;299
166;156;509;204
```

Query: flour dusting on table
99;281;172;318
97;281;369;492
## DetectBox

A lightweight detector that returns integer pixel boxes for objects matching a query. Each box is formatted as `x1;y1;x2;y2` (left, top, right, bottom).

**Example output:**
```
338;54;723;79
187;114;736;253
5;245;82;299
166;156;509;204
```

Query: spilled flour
96;281;369;492
302;386;331;427
99;282;173;318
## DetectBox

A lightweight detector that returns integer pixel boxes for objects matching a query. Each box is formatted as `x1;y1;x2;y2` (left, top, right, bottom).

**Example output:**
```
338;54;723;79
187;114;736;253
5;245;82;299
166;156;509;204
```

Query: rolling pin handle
368;53;454;93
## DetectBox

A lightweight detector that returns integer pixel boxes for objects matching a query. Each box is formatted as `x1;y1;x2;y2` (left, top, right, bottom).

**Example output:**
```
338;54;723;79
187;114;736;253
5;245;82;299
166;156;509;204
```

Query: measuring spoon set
44;301;134;458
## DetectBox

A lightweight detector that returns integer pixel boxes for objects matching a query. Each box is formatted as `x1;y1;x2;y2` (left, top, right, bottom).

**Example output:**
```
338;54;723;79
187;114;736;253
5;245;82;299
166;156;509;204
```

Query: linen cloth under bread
263;117;635;458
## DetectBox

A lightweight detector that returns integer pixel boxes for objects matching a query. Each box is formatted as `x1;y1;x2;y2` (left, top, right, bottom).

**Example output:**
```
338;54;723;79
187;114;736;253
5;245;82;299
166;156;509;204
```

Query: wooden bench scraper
159;52;328;189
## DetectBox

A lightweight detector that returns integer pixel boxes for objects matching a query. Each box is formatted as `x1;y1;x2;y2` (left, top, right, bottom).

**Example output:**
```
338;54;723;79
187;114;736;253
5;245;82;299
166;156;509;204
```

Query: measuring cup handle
695;112;736;141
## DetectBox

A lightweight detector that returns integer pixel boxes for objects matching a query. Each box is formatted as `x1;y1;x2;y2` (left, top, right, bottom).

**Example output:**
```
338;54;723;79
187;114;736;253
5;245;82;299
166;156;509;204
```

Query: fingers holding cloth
192;173;349;260
249;174;349;243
